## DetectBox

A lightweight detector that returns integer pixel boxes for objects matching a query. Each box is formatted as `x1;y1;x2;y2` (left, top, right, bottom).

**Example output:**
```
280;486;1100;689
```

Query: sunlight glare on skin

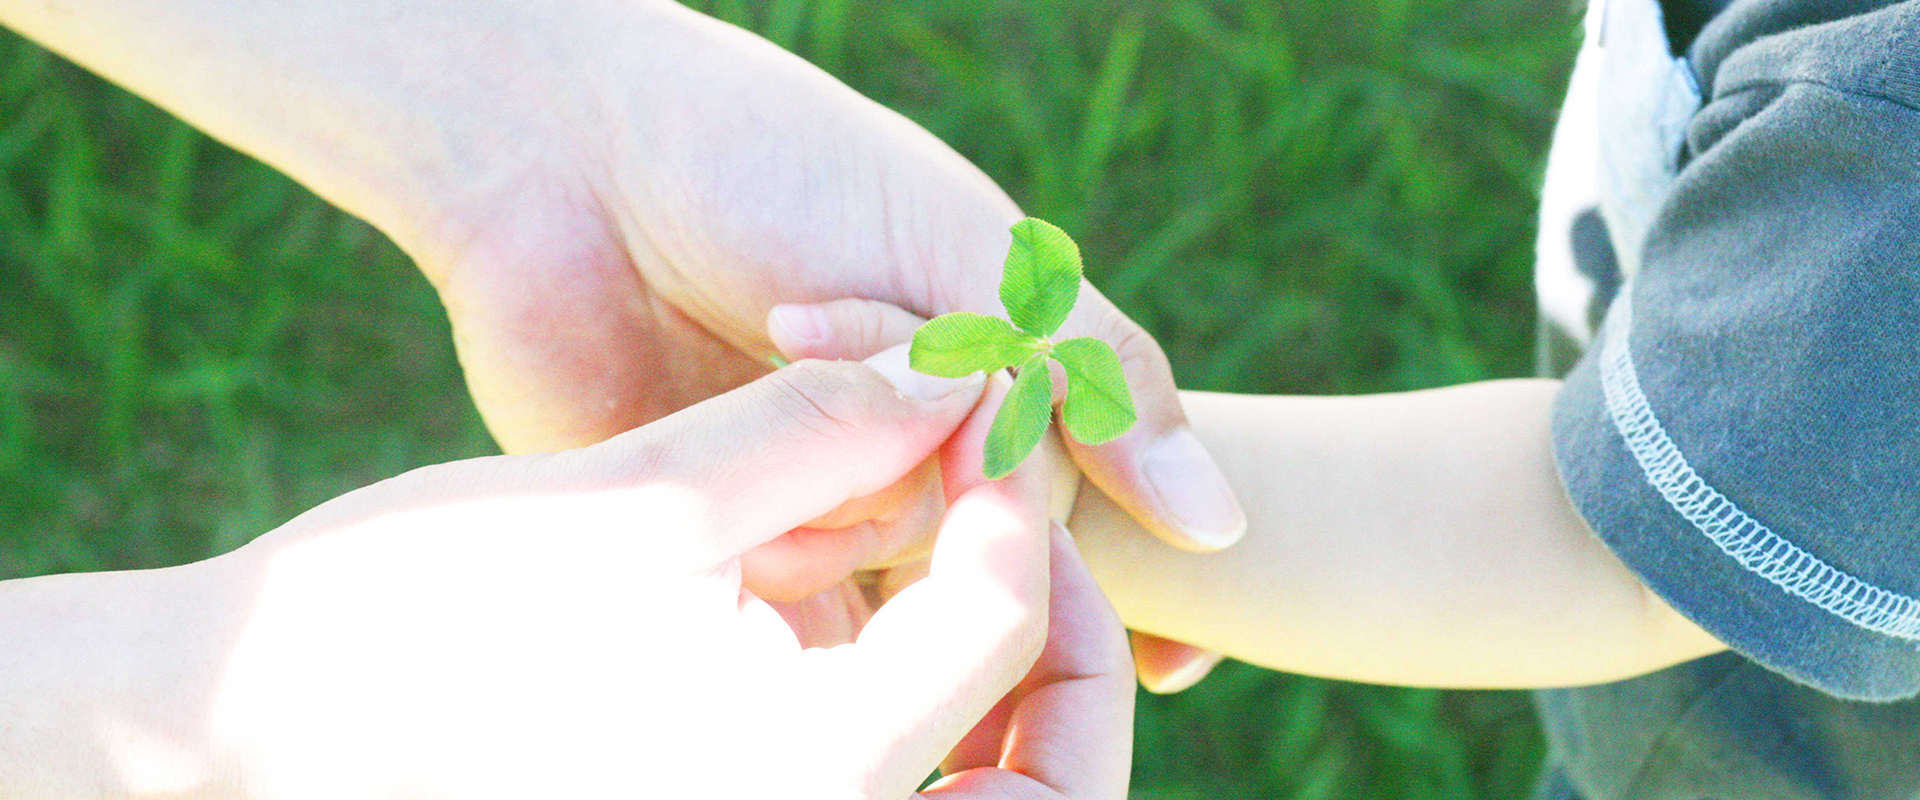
204;481;739;797
100;716;211;796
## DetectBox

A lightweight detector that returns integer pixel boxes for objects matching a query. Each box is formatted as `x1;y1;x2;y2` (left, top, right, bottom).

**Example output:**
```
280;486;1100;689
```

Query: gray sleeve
1552;2;1920;701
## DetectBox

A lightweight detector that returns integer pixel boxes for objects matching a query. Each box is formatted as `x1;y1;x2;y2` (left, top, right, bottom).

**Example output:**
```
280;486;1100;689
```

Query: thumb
769;299;927;362
552;343;984;566
1047;285;1246;552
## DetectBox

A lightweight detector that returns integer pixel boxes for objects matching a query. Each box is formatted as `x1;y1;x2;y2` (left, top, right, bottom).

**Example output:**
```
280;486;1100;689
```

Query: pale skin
773;300;1730;691
1070;385;1729;688
0;353;1136;798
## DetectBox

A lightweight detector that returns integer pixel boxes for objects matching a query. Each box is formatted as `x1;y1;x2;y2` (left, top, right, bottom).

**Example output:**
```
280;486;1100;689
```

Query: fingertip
864;344;988;405
1131;631;1224;694
1137;647;1224;694
938;370;1013;498
768;304;828;362
768;299;930;363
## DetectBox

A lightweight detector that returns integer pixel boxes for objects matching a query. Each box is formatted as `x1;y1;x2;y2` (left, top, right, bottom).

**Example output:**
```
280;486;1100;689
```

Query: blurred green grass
0;0;1576;796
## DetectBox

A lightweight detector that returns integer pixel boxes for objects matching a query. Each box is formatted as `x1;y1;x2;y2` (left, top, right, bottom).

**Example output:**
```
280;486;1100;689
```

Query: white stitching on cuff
1598;294;1920;642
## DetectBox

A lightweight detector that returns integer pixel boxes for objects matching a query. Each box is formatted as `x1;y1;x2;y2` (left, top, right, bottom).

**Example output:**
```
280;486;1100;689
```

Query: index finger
804;371;1054;798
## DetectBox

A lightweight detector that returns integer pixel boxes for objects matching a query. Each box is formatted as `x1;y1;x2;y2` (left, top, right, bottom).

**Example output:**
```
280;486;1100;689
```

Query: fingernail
1144;650;1225;694
1141;427;1247;550
865;344;983;402
769;304;828;344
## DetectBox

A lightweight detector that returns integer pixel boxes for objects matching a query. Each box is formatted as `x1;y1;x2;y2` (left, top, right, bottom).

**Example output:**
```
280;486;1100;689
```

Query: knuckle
761;360;887;437
846;300;885;348
584;434;674;486
1098;314;1173;379
522;431;674;497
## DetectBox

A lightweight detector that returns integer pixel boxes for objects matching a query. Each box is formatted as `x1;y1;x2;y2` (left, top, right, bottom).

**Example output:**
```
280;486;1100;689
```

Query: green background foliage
0;0;1577;796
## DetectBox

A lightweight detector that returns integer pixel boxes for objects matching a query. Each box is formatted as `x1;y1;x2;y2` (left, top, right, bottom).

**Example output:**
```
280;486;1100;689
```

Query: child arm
1069;380;1726;689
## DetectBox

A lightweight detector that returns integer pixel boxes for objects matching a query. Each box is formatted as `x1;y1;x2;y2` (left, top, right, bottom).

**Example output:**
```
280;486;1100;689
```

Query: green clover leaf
983;354;1054;480
1052;336;1136;445
909;217;1140;479
909;312;1040;377
1000;218;1082;338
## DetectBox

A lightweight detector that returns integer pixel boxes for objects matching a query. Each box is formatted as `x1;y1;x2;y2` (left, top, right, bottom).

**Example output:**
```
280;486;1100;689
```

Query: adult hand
0;0;1246;556
0;351;1131;798
437;4;1248;560
216;351;1031;799
769;301;1226;693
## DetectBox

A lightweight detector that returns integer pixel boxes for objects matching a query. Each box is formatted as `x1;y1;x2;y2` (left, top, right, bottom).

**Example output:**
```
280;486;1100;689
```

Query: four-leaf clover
910;218;1138;479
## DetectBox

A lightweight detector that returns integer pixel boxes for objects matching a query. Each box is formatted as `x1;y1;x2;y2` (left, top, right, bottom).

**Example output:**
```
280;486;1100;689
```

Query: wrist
360;1;775;287
385;1;706;278
0;0;688;282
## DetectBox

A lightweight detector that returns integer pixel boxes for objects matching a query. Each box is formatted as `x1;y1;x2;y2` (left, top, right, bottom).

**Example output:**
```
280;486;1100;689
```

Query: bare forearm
0;0;677;260
1070;381;1725;689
